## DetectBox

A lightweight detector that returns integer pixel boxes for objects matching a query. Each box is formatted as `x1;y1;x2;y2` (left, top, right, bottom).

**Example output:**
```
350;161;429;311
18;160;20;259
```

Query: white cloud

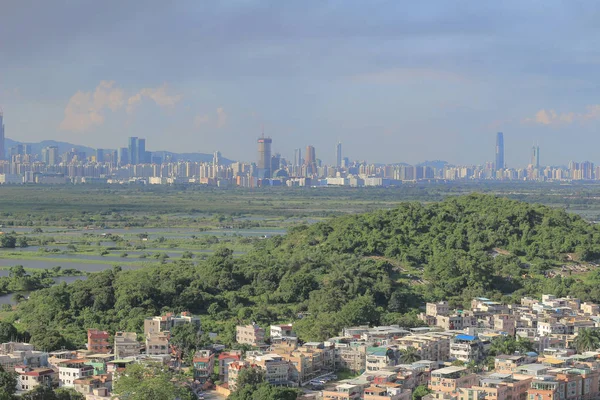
193;108;228;129
127;84;183;113
216;107;227;128
59;80;124;132
524;105;600;126
194;114;210;128
60;81;182;132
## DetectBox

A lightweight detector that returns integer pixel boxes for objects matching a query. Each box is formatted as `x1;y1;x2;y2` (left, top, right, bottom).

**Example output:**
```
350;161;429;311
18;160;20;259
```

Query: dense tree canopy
11;194;600;346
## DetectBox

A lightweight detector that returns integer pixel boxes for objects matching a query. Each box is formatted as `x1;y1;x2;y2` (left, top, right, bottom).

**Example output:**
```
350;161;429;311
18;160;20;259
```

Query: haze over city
1;1;600;166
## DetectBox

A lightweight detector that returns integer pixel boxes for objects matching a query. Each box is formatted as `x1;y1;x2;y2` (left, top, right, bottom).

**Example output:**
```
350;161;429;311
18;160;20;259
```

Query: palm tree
399;347;421;363
574;328;600;353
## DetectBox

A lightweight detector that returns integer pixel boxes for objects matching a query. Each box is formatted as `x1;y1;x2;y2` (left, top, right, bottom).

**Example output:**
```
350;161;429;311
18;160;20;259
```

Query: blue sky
1;1;599;166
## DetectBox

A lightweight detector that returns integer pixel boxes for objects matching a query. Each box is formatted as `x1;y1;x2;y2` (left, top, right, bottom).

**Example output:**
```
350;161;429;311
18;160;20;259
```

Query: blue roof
456;334;477;341
526;352;538;357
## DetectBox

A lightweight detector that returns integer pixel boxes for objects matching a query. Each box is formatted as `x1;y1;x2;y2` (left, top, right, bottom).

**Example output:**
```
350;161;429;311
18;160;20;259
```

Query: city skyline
1;2;600;165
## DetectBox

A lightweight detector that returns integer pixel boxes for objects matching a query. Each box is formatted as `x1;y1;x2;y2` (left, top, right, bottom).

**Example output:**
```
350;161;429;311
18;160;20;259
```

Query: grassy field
2;183;600;282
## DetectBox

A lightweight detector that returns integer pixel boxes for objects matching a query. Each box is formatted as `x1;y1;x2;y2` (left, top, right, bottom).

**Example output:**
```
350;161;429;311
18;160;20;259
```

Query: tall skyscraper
336;142;342;168
495;132;505;171
96;149;105;163
213;150;221;179
118;147;129;166
305;145;317;175
293;148;302;176
137;138;146;164
42;146;59;165
0;111;5;161
128;137;139;165
531;145;540;169
257;136;272;179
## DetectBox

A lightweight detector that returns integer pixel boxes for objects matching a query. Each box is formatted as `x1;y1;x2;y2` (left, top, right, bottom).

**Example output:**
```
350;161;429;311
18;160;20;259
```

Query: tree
0;365;17;397
398;347;421;364
112;363;193;400
170;323;209;359
574;328;600;353
20;386;57;400
412;385;432;400
0;321;18;343
0;235;16;248
236;367;265;388
55;388;85;400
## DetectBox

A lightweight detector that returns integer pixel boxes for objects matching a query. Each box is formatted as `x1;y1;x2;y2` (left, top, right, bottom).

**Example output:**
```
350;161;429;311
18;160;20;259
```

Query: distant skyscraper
118;147;129;166
336;142;342;168
271;153;281;175
305;145;317;175
257;136;272;179
293;148;302;176
531;145;540;169
213;151;221;179
96;149;105;163
128;137;139;165
0;111;5;161
42;146;59;165
495;132;505;171
137;138;146;163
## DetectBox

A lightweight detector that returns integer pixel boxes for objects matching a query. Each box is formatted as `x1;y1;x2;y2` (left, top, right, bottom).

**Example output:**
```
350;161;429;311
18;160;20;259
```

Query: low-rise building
193;350;215;383
364;385;411;400
73;374;112;397
143;312;200;336
145;332;170;356
450;335;484;363
322;383;364;400
114;332;141;359
58;359;94;387
218;351;242;382
14;366;54;393
87;329;110;354
429;366;477;394
236;323;265;347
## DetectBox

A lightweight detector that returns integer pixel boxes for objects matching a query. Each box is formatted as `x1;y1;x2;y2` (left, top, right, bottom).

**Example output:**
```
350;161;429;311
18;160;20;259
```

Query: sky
1;0;600;166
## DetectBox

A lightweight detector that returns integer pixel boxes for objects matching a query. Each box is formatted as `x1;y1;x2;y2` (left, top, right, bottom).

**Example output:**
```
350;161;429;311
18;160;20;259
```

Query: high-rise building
96;149;105;163
213;151;221;179
305;145;317;175
137;138;146;163
118;148;129;166
293;148;302;176
495;132;504;171
128;137;139;165
0;111;5;161
336;142;342;168
271;153;281;175
531;145;540;169
257;136;272;179
42;146;59;165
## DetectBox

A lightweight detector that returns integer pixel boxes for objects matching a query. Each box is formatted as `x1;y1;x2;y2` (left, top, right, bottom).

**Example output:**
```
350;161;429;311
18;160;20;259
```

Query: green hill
13;194;600;347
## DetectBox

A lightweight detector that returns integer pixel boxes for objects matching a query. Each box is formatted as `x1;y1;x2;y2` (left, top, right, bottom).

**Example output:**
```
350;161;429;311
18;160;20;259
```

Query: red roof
219;353;241;361
20;369;54;377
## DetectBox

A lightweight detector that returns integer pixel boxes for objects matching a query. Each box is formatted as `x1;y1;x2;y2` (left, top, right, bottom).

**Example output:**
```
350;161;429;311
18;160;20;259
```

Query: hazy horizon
1;1;599;166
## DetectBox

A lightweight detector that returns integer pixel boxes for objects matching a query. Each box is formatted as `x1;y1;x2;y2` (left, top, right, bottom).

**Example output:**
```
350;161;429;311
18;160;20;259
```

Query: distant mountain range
4;138;234;164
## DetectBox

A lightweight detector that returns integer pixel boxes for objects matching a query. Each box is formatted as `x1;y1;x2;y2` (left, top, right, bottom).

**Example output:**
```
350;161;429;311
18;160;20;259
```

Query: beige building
15;366;54;393
114;332;141;359
322;383;363;400
145;332;170;356
427;302;450;317
429;366;477;394
143;312;200;336
236;323;265;346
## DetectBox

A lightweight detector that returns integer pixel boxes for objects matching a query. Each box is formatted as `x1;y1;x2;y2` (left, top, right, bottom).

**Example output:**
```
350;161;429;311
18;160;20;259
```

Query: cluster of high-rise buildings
2;111;600;186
